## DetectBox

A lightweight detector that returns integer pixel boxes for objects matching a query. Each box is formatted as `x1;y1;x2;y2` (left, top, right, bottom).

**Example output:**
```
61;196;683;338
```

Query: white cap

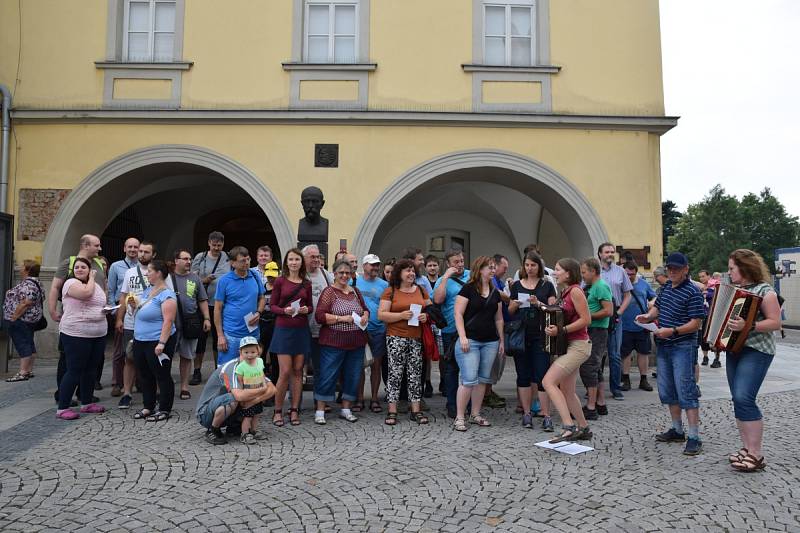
362;254;381;264
239;336;259;349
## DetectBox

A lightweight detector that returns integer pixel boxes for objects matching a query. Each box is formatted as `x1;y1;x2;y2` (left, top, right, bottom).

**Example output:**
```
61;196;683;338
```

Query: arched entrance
42;145;294;267
352;150;608;268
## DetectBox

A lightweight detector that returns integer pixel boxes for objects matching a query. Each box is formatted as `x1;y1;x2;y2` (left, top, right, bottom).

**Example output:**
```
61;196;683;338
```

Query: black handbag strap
464;286;496;331
170;273;187;320
279;278;308;308
24;278;44;303
631;289;647;315
135;264;147;290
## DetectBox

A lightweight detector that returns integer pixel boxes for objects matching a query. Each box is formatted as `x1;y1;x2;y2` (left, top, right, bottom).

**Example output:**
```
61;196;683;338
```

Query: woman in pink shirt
57;257;108;420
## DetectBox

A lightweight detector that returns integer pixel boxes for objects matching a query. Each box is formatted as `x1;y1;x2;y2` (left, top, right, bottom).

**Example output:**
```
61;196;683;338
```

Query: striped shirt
601;263;633;305
654;277;705;345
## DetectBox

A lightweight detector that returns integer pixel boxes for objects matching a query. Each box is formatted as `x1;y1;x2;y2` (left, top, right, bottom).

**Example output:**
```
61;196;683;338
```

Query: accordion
538;304;568;356
702;283;762;354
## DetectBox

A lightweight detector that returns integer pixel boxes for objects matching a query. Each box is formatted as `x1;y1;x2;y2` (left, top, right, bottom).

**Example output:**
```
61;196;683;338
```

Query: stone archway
352;149;609;264
42;145;294;267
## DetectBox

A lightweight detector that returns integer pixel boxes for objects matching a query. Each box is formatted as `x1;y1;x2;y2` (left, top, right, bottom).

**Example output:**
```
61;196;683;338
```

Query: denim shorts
197;392;236;429
656;341;700;409
726;346;774;421
8;319;37;358
455;339;499;386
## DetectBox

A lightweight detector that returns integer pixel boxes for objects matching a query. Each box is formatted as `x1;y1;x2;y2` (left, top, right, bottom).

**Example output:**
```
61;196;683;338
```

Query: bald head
79;234;102;258
123;237;140;260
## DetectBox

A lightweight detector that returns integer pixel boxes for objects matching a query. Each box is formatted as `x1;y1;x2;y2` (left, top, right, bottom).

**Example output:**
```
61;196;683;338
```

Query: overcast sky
659;1;800;218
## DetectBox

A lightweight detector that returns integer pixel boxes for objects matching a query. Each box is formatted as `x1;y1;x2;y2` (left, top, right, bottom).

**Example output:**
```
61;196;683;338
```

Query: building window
123;0;177;62
484;1;535;66
304;1;359;63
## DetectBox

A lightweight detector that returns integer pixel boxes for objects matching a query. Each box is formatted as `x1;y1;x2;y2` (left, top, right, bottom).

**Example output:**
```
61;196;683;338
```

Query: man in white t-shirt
114;241;155;409
303;244;333;383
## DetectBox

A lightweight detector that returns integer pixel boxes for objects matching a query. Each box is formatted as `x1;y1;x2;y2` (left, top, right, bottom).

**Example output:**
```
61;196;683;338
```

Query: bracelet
203;317;210;321
157;342;165;346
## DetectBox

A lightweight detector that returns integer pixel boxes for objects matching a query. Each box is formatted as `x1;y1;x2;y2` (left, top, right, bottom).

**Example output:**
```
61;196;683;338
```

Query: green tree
739;188;800;271
662;200;682;260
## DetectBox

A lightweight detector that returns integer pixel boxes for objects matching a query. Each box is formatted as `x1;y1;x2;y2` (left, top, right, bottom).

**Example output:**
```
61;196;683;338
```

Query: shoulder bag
171;273;204;339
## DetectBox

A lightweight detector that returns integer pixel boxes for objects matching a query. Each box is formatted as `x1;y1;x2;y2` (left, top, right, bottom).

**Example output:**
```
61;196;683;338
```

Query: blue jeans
314;345;365;402
726;347;774;421
197;392;236;429
455;339;499;386
607;324;623;393
442;332;459;410
58;333;105;409
656;341;700;410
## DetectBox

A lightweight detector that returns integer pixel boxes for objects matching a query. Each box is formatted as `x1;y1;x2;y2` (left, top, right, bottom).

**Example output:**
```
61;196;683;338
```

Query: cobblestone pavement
1;340;800;531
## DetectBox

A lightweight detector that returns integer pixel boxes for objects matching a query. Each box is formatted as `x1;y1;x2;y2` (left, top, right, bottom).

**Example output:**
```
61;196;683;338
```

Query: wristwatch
672;327;679;337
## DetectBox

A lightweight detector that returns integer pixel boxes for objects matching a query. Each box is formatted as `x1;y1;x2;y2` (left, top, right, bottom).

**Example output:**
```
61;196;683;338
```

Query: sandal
468;413;491;427
384;412;398;426
410;411;429;425
731;453;766;472
146;411;170;422
179;390;191;400
5;372;30;382
272;410;285;427
288;408;301;426
352;402;364;413
549;425;578;444
370;401;382;413
453;417;468;432
728;447;749;464
133;409;151;420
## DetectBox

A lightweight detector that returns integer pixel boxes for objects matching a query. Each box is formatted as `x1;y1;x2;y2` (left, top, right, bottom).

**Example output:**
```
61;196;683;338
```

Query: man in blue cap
634;252;706;456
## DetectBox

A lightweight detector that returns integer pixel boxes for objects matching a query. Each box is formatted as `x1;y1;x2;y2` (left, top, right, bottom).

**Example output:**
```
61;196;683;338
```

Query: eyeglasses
178;256;192;261
335;271;351;276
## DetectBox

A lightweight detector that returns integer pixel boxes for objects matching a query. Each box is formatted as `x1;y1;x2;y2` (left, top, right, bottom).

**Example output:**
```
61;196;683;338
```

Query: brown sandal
272;410;285;427
410;411;429;425
384;412;397;426
731;453;766;472
288;408;301;426
370;401;382;413
728;447;748;464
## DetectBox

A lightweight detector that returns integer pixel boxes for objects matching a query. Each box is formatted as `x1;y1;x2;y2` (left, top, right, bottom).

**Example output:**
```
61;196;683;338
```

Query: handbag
489;347;506;384
27;279;47;331
504;319;524;356
421;321;440;361
171;274;204;339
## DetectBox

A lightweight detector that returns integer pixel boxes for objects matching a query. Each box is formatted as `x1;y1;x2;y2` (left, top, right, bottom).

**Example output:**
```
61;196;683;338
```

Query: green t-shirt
234;358;265;389
587;279;613;328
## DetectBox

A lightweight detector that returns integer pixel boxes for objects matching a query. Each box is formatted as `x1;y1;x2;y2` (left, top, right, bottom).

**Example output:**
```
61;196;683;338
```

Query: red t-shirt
269;277;313;329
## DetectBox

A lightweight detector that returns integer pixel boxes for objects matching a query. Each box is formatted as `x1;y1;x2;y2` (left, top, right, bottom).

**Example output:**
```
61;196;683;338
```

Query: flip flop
179;390;191;400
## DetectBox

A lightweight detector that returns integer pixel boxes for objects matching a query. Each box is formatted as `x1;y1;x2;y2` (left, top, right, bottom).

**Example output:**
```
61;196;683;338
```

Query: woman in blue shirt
132;260;177;422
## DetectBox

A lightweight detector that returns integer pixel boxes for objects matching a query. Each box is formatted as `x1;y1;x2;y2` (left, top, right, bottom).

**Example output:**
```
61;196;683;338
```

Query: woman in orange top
378;259;431;425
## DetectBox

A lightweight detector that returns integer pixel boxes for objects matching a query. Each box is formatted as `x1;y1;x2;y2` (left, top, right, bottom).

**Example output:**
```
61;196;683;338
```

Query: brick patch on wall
18;189;71;241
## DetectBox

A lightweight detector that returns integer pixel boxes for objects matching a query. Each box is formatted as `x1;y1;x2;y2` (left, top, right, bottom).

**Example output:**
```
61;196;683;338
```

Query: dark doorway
195;206;280;261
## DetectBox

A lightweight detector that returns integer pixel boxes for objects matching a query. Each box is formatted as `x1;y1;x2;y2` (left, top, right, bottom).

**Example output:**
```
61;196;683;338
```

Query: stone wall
17;189;70;241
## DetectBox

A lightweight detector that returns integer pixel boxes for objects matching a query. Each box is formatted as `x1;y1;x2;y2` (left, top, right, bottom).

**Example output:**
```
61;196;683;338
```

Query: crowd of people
2;231;783;471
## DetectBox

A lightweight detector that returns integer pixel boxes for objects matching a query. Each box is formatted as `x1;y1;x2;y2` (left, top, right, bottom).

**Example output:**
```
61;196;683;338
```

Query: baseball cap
239;336;259;349
362;253;381;265
653;266;667;277
665;252;688;268
264;261;279;278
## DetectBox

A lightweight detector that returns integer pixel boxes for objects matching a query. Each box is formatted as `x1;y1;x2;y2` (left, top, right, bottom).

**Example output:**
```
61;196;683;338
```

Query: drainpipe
0;84;11;214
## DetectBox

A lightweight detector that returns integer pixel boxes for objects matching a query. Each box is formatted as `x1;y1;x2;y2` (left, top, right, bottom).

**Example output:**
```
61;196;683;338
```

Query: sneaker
683;437;703;456
80;403;106;414
240;432;257;445
582;406;598;421
205;428;226;445
596;404;608;416
423;381;433;398
339;411;358;423
110;386;122;397
542;416;554;432
701;356;709;366
612;391;625;401
522;413;533;429
639;377;653;392
250;430;268;441
118;394;132;409
655;428;687;442
620;375;631;391
56;409;79;420
189;369;202;386
710;359;721;369
314;413;327;425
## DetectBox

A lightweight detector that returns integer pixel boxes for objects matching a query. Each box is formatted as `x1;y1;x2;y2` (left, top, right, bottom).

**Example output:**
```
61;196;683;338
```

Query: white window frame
122;0;177;62
303;1;360;63
483;1;536;66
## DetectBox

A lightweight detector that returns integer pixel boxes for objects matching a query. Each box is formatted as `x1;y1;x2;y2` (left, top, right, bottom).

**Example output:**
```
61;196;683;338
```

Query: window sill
95;61;194;71
282;62;377;72
462;64;560;74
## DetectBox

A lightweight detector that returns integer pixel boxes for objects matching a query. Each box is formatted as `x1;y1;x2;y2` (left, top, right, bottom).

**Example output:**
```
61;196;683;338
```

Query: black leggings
133;336;177;412
58;333;105;409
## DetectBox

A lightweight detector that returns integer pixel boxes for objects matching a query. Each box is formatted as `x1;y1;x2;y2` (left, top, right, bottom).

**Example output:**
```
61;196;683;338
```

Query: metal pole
0;84;11;215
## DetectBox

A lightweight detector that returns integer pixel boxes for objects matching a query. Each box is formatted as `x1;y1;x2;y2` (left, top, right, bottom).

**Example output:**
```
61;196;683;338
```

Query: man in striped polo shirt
635;252;706;456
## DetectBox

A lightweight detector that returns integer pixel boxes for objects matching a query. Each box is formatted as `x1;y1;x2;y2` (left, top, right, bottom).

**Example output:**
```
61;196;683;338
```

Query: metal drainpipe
0;84;11;214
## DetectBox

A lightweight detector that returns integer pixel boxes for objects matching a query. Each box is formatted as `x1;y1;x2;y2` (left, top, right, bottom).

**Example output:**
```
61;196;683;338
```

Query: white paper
636;321;658;332
102;304;120;313
352;312;367;330
157;353;170;366
408;304;422;326
517;293;531;308
289;299;301;317
244;312;259;333
534;440;594;455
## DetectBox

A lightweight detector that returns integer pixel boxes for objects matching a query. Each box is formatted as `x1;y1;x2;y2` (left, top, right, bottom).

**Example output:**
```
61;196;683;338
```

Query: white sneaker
314;413;326;425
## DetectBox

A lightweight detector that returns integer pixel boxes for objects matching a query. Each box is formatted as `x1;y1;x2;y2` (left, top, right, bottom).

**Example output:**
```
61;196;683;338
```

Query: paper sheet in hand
408;304;422;326
517;293;531;308
289;299;301;317
102;304;121;313
352;312;367;330
636;321;658;332
535;440;594;455
244;312;259;333
158;353;170;366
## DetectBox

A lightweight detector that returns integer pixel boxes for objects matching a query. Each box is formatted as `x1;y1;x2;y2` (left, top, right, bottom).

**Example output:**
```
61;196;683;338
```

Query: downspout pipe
0;84;11;214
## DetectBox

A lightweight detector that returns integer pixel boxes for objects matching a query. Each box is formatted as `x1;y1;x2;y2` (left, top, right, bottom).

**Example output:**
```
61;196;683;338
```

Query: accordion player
702;283;763;354
538;304;568;356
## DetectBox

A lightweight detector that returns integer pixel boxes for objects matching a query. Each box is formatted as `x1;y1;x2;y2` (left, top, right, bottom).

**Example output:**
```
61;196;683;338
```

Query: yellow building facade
0;0;674;280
